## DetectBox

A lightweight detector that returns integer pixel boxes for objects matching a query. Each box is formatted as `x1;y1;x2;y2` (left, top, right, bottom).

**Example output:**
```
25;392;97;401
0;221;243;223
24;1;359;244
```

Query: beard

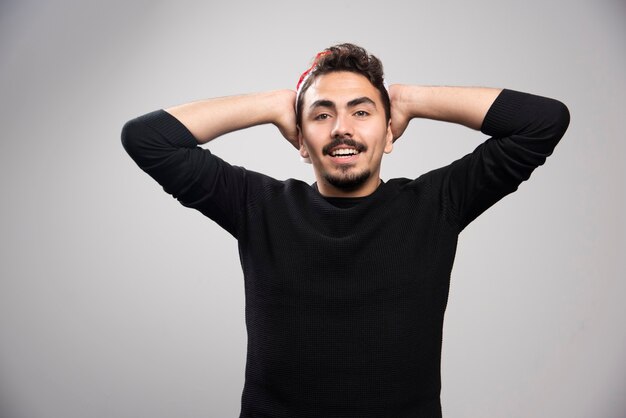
323;167;372;192
320;137;372;191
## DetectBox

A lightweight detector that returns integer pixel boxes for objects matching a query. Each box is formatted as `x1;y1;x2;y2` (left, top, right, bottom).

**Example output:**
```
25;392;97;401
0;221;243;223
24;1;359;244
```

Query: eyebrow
347;96;377;108
309;96;377;111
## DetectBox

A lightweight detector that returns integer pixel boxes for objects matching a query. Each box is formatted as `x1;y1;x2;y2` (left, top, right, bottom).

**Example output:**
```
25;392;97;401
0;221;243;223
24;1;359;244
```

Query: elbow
121;116;159;166
121;118;142;159
551;99;571;141
540;99;570;155
517;97;571;157
534;98;571;149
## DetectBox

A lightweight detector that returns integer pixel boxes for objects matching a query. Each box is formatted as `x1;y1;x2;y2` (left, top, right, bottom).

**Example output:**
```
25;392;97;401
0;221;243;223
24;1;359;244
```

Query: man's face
298;71;393;197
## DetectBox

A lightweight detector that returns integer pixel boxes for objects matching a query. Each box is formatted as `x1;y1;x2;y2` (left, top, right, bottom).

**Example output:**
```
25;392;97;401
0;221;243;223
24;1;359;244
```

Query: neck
316;177;382;198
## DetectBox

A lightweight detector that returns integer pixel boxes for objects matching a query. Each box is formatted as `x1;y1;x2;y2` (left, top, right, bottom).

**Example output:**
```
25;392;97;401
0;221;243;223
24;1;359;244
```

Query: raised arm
165;89;299;147
390;85;570;229
389;85;503;140
121;89;298;236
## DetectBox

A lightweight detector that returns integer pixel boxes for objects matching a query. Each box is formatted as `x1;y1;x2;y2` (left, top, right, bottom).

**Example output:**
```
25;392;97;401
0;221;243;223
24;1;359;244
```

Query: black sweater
122;90;569;417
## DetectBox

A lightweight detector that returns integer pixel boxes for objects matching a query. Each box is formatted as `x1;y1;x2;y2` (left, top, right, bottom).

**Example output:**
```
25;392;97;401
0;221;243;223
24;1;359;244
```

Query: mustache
322;137;367;156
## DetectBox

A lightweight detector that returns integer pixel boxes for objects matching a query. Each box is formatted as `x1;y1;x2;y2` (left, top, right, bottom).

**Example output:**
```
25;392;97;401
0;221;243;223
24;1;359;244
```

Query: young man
122;43;569;417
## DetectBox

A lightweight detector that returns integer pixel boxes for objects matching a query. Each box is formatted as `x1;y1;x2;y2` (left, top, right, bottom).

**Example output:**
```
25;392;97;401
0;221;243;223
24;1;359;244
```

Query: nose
331;113;353;138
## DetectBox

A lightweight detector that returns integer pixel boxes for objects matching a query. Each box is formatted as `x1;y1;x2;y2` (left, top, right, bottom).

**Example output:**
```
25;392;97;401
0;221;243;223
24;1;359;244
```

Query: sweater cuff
144;109;199;148
480;89;526;136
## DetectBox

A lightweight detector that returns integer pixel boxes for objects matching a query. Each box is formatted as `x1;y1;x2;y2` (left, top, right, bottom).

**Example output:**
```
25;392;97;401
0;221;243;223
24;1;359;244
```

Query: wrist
390;84;428;119
267;89;296;126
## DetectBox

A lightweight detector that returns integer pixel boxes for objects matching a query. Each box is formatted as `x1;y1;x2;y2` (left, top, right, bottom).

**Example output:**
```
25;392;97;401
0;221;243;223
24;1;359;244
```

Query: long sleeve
438;89;570;230
121;110;247;237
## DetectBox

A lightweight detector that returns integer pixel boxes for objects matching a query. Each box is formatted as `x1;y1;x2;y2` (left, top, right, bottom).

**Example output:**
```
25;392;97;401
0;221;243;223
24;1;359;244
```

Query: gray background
1;0;624;417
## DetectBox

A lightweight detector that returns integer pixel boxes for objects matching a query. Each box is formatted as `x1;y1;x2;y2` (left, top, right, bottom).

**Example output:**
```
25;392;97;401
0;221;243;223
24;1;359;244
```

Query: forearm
392;85;502;131
166;90;293;144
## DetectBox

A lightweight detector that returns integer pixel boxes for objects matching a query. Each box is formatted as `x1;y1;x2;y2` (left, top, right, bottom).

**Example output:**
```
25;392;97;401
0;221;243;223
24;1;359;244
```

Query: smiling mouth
323;138;367;158
330;148;360;157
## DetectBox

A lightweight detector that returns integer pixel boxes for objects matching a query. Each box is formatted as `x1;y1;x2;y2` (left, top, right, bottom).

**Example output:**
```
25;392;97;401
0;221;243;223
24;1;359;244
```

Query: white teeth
331;149;359;157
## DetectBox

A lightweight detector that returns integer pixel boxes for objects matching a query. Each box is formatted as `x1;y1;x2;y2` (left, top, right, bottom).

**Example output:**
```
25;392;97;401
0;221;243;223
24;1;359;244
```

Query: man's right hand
271;90;299;149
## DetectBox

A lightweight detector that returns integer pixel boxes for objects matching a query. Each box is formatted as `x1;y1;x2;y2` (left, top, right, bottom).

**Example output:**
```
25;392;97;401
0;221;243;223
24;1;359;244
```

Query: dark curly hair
296;43;390;127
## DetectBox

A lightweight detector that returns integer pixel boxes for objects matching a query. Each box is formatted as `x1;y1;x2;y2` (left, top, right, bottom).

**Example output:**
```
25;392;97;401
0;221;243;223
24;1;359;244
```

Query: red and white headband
295;50;331;104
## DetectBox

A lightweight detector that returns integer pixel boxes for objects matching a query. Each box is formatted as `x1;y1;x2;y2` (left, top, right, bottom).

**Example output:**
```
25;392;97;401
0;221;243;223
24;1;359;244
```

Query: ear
383;121;394;154
298;126;310;159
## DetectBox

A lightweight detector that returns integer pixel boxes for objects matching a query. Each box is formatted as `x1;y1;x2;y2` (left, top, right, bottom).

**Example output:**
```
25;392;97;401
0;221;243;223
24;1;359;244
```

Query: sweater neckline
314;180;387;208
